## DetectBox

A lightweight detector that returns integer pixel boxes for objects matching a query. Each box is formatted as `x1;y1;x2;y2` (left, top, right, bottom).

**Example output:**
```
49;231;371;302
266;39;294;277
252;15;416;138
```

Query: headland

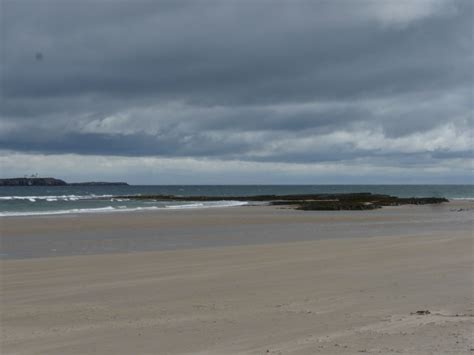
0;177;128;186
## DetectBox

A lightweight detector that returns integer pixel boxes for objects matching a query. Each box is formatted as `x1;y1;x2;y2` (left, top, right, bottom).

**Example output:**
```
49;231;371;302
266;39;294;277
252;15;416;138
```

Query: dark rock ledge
115;193;448;211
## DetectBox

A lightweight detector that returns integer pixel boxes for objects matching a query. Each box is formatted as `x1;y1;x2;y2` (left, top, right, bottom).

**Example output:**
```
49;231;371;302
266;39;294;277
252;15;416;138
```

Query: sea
0;185;472;217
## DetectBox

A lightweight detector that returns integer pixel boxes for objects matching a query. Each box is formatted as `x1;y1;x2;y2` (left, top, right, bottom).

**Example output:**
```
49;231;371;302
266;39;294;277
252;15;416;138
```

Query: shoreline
1;201;472;259
1;196;469;219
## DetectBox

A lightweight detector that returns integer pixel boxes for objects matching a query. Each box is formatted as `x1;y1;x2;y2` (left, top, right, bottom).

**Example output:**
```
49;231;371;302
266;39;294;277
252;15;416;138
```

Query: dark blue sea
1;185;472;217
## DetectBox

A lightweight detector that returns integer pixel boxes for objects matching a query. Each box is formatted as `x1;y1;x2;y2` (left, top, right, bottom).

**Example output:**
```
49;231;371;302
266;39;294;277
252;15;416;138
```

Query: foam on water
165;201;248;209
0;206;118;217
0;194;113;201
0;201;248;217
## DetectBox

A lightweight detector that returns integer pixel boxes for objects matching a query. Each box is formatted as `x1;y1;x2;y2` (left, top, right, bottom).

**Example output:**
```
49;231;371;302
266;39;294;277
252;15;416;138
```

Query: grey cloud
3;0;471;101
0;0;472;181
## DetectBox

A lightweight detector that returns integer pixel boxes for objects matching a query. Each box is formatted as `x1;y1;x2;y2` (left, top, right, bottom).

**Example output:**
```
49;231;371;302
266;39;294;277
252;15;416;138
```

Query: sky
0;0;472;184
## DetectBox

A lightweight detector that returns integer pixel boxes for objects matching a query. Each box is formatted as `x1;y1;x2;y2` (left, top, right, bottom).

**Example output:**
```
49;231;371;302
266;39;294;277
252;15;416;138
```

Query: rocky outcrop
274;194;449;210
116;192;448;211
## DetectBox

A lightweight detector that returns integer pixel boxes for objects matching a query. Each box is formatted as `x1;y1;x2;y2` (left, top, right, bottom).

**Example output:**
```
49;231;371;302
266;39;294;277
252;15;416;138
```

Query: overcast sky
1;0;472;184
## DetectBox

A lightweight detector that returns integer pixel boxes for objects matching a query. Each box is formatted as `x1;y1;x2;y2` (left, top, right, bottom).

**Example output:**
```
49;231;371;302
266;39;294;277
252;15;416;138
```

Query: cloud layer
1;0;472;183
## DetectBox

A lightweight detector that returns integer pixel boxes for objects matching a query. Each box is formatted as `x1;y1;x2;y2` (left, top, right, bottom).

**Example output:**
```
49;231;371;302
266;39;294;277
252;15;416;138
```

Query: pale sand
1;203;473;354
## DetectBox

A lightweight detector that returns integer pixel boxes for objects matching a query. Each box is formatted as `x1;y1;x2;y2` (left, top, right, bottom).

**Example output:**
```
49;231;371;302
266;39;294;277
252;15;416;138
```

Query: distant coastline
0;177;129;186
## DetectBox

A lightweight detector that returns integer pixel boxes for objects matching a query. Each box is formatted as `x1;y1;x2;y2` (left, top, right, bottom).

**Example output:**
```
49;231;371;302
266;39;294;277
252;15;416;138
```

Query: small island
0;177;129;186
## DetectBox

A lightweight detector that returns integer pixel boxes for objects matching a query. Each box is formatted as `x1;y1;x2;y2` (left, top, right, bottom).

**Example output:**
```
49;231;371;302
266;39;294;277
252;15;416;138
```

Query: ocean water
0;185;472;217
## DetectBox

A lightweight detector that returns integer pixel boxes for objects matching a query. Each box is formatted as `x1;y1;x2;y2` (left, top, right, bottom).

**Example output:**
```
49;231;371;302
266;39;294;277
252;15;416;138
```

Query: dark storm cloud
3;130;253;157
3;1;471;102
0;0;472;172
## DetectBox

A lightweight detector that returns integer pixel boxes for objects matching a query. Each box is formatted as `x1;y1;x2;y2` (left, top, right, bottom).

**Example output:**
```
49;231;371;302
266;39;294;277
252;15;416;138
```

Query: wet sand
1;201;472;259
1;202;473;354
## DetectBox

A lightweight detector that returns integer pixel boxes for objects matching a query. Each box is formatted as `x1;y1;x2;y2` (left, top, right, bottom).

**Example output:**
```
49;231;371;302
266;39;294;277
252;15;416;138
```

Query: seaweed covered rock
116;192;448;211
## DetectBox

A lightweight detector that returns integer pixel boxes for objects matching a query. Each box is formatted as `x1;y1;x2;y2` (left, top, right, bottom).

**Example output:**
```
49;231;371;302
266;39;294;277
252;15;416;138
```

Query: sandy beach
1;202;473;354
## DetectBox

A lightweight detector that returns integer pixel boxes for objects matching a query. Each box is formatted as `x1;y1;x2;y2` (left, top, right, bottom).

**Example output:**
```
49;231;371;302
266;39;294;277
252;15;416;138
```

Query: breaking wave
0;200;248;217
165;201;248;209
0;194;113;202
